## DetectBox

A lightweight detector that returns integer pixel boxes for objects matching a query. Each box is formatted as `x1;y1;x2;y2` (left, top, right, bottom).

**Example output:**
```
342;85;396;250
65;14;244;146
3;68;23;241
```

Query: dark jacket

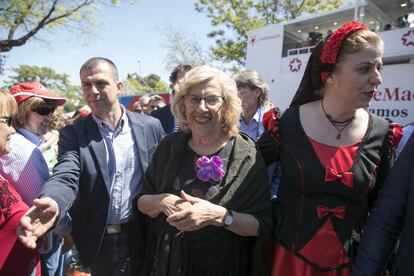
258;106;397;269
40;110;164;266
353;133;414;276
138;131;272;276
151;104;175;134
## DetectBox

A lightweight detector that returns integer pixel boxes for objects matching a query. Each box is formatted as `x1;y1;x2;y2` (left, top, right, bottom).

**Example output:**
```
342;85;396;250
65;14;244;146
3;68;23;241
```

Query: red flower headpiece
319;21;368;82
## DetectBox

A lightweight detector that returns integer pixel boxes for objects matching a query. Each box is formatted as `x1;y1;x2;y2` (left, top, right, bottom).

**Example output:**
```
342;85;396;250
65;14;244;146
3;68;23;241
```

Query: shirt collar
241;106;262;124
17;128;43;146
92;105;128;132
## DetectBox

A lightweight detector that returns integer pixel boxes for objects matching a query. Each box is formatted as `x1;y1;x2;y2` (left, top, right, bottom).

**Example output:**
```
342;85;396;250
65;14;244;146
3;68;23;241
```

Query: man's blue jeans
89;231;131;276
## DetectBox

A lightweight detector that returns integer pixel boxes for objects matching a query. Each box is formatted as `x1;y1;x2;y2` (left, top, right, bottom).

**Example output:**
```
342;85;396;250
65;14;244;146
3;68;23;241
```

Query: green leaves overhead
123;73;168;94
0;0;136;52
195;0;343;65
5;65;83;112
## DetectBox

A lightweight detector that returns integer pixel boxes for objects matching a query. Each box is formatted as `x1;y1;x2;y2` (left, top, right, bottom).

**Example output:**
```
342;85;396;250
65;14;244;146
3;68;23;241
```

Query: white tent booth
246;0;414;125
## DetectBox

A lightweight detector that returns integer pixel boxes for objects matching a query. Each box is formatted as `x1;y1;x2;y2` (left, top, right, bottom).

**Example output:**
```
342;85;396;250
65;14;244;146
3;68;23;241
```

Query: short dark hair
169;64;192;86
80;57;119;82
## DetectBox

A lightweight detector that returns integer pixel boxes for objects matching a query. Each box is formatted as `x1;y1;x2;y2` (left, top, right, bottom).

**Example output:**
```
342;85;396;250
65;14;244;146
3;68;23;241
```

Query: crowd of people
0;21;413;276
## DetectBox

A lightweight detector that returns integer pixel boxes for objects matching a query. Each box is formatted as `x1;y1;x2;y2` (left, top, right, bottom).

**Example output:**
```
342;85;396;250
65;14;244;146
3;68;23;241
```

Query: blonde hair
172;65;242;137
336;29;383;67
0;89;17;117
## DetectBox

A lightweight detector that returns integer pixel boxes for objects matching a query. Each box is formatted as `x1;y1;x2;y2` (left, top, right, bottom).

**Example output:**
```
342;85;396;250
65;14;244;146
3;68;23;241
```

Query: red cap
9;81;66;106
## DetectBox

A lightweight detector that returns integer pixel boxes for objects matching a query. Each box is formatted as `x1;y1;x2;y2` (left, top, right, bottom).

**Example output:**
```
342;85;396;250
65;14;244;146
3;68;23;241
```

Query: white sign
368;63;414;126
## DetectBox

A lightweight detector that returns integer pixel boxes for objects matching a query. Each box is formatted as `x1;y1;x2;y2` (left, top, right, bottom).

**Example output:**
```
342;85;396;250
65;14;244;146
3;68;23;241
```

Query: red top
0;177;40;275
309;138;360;169
299;138;361;267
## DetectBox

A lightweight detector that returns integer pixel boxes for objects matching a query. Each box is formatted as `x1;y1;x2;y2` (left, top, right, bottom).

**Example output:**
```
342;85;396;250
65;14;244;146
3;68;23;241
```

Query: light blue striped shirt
239;106;265;142
92;107;142;224
0;128;49;205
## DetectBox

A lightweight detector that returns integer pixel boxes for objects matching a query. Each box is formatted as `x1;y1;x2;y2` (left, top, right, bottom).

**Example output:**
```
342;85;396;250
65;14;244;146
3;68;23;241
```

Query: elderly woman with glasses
0;81;67;275
0;89;41;275
136;65;272;276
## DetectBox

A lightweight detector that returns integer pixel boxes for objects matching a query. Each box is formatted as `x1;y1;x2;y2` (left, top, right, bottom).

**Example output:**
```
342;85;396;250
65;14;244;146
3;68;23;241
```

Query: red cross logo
289;58;302;72
401;29;414;46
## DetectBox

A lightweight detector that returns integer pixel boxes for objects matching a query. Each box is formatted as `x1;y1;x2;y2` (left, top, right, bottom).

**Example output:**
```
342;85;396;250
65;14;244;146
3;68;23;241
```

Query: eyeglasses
184;95;224;108
0;116;13;127
32;106;56;116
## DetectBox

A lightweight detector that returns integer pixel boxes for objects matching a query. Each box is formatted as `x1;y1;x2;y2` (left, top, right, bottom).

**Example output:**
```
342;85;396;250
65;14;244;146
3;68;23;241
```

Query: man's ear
116;81;123;95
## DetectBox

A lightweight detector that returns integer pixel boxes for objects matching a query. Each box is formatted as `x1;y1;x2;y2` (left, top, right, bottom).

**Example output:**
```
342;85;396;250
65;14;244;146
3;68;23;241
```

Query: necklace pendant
336;133;341;139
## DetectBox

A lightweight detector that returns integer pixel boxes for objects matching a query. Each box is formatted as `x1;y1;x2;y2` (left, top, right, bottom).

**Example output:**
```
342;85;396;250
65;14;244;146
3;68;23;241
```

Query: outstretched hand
17;197;59;249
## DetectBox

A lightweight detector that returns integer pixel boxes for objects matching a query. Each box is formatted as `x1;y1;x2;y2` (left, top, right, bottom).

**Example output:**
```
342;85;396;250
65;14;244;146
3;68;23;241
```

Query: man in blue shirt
18;57;164;275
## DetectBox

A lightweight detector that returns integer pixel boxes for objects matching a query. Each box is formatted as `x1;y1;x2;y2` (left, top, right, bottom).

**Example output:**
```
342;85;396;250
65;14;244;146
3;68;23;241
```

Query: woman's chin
0;147;8;156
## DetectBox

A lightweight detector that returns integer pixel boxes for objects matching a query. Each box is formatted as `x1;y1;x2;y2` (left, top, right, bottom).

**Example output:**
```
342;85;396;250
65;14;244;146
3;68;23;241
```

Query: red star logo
289;58;302;72
249;36;257;46
401;29;414;46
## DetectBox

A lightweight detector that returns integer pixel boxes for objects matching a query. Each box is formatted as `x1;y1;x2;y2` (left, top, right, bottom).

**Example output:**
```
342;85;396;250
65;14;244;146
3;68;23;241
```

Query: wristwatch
223;210;234;227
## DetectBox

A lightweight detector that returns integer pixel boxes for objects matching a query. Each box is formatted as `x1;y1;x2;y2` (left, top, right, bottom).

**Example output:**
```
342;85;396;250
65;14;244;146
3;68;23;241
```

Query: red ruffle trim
387;120;403;150
263;108;280;141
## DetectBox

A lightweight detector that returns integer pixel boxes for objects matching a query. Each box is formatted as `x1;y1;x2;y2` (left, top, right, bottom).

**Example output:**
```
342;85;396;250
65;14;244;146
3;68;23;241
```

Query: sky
0;0;215;87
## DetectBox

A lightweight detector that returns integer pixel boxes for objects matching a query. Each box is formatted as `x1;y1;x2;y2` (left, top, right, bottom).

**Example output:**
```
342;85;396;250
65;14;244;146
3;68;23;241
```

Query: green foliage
5;65;84;112
0;0;136;52
123;73;168;95
195;0;343;65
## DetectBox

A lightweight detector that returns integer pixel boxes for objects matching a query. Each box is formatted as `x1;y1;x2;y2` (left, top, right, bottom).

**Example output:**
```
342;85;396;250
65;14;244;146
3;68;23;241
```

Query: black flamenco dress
259;106;402;276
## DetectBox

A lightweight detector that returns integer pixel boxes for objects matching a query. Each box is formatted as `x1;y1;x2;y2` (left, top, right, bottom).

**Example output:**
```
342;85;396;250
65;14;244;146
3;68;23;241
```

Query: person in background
0;81;66;204
259;21;402;275
383;23;392;31
233;69;280;202
151;64;192;134
0;81;67;276
234;69;270;142
137;94;150;114
147;94;166;113
17;57;164;276
42;106;67;172
352;128;414;275
137;65;272;275
69;105;91;123
0;89;41;275
132;100;143;113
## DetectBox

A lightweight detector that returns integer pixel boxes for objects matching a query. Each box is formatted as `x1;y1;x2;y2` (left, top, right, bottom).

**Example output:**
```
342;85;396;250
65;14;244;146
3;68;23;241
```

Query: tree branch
0;0;95;52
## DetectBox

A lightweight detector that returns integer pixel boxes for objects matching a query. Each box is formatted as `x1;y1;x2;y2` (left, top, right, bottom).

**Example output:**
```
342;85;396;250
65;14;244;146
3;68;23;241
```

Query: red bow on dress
325;168;354;188
317;205;346;220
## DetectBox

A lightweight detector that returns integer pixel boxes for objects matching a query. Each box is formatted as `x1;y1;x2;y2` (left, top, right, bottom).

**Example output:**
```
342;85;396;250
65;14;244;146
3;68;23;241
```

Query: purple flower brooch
196;155;225;182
